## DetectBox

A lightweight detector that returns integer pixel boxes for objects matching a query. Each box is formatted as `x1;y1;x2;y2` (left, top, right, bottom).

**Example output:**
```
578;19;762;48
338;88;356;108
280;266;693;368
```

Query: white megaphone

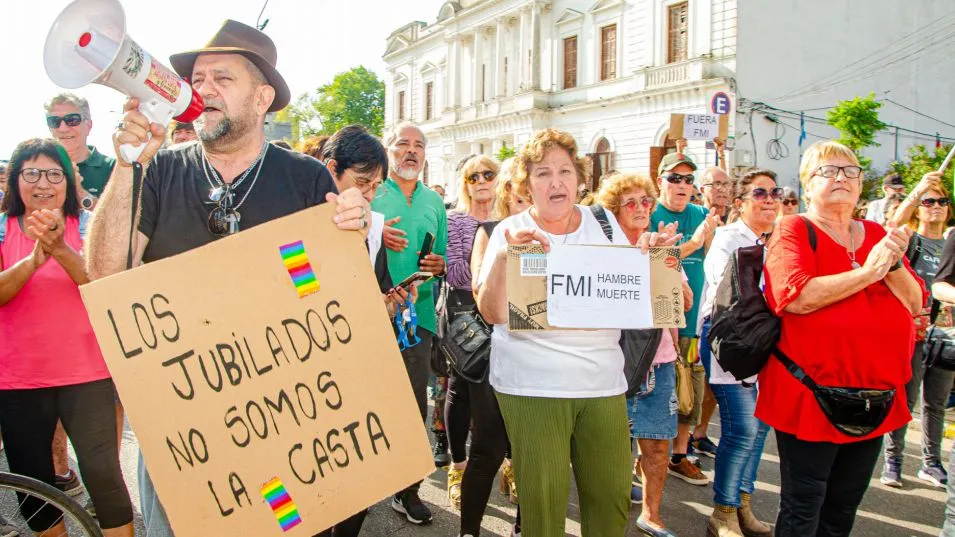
43;0;203;163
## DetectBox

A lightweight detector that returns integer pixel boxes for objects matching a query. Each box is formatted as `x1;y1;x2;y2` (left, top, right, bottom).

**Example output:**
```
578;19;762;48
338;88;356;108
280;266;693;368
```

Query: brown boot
737;493;772;537
707;505;744;537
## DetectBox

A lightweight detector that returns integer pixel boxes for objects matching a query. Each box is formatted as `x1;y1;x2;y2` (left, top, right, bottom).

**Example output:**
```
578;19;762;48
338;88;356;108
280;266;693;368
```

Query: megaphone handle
118;99;177;164
119;140;147;163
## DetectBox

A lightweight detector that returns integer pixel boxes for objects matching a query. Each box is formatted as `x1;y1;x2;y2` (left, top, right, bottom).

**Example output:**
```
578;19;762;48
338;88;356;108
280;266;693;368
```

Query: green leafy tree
826;93;887;172
890;143;954;193
496;145;517;161
287;66;385;138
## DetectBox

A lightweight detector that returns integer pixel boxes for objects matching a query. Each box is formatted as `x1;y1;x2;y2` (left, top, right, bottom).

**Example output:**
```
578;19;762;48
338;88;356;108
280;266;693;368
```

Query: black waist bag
775;348;895;437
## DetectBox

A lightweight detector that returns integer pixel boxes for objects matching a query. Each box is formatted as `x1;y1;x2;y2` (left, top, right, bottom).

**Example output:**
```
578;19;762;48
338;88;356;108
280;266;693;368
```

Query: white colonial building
383;0;955;195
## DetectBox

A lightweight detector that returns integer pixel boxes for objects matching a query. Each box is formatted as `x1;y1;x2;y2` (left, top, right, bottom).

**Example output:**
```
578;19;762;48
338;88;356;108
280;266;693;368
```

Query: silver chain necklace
201;142;269;210
819;219;861;268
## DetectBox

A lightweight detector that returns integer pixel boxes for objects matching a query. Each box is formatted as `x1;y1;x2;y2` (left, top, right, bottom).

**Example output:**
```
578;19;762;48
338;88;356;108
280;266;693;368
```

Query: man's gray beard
197;116;234;143
392;165;421;180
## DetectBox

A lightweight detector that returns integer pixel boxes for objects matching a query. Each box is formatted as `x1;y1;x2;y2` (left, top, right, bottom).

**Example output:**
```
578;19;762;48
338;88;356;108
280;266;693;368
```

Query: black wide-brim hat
169;19;290;112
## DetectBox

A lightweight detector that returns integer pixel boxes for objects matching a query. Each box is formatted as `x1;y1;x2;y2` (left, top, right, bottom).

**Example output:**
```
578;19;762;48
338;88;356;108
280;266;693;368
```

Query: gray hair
382;121;427;148
45;93;91;119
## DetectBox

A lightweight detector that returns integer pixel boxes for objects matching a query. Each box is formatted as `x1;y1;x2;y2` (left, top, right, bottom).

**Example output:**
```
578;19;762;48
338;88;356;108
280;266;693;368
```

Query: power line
883;98;955;129
773;13;955;102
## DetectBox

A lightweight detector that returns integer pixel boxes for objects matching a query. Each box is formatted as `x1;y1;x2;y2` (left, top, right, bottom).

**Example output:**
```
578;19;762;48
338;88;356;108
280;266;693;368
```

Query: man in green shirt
45;93;116;210
371;121;447;525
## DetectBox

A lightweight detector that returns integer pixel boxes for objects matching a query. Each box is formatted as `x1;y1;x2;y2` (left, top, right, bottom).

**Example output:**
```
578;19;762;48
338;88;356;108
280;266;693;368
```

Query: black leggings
775;430;882;537
445;372;508;536
0;379;133;530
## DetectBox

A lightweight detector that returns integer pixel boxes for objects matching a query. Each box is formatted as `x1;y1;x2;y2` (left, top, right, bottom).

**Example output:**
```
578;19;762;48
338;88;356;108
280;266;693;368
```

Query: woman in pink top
595;173;692;537
0;138;133;537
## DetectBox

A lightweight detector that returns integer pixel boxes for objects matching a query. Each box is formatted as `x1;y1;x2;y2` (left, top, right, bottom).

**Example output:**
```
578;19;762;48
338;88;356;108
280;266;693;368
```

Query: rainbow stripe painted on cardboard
279;240;320;297
261;477;303;532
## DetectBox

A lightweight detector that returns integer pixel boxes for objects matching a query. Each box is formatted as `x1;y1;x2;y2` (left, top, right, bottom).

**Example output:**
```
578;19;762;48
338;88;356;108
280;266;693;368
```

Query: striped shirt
446;211;480;290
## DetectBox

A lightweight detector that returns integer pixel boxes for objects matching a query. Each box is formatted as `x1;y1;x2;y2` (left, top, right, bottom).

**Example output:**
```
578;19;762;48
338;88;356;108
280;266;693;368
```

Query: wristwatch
81;195;96;210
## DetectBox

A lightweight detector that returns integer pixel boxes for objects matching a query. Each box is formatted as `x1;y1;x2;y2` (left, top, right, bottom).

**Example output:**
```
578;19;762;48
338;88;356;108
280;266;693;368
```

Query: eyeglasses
782;199;799;206
467;170;497;184
21;168;66;184
46;113;84;129
665;173;695;185
207;186;241;237
745;187;785;201
815;165;862;179
356;179;383;195
621;197;655;210
921;197;951;207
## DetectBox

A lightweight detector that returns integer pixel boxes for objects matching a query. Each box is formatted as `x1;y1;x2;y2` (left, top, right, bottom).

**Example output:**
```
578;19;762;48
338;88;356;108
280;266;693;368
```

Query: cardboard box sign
506;244;686;331
80;204;433;537
670;113;730;141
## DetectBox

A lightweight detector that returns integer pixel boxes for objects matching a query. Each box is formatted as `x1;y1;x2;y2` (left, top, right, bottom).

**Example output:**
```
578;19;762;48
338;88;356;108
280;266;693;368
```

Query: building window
668;2;689;63
397;90;405;121
600;24;617;81
424;82;434;120
563;36;578;89
591;137;613;189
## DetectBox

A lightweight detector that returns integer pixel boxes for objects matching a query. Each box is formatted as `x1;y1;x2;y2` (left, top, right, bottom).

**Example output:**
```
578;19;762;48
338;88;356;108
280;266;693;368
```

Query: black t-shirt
139;142;336;263
935;232;955;288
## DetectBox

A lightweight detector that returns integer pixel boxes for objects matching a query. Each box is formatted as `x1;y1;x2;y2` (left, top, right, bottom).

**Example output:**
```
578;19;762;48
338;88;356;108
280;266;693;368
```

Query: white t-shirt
367;211;385;264
477;205;632;398
700;219;764;384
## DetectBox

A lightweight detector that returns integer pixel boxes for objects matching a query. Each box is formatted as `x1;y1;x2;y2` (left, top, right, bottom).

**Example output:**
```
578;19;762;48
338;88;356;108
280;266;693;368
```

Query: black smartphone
418;232;435;264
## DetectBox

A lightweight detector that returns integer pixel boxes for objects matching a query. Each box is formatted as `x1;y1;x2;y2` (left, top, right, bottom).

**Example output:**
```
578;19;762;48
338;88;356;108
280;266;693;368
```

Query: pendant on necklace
851;261;861;269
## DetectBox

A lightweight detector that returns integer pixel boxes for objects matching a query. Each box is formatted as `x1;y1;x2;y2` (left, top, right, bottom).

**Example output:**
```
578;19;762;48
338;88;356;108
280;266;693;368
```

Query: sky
2;0;446;159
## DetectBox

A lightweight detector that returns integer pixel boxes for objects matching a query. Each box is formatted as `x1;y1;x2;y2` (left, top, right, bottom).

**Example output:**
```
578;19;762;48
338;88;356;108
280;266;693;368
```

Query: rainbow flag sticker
261;477;303;532
279;240;320;298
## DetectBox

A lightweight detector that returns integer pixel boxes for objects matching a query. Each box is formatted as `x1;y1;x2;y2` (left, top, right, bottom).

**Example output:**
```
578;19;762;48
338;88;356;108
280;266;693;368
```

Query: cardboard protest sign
507;244;685;331
670;113;729;141
80;204;433;537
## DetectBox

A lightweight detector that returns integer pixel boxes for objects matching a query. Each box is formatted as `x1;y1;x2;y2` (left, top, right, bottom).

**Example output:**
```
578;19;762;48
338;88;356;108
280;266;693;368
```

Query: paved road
1;409;949;536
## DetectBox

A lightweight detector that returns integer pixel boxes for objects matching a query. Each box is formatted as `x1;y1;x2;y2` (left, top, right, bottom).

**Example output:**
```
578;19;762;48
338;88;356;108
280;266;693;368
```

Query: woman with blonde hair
476;129;676;535
760;140;924;536
880;169;954;489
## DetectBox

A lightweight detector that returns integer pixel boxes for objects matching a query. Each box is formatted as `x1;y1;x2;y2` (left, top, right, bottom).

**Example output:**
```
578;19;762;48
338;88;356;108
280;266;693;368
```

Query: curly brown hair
594;173;658;218
512;129;590;202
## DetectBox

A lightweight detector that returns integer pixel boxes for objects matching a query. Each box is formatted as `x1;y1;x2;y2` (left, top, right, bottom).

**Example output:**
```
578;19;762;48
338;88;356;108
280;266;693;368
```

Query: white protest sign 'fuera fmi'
80;204;433;537
546;245;655;329
669;113;730;141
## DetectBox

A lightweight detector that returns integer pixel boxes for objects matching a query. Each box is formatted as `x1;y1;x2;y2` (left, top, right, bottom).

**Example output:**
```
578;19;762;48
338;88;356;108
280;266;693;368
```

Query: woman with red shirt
760;140;925;537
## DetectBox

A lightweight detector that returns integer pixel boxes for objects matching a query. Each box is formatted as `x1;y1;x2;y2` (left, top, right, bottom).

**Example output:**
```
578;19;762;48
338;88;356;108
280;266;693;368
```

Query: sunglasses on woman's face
621;197;655;211
781;198;799;206
467;170;497;184
921;197;951;207
745;187;785;201
665;173;695;185
46;113;84;129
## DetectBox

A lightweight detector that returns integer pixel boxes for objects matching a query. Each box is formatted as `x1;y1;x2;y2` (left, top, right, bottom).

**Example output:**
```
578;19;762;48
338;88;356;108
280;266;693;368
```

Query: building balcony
639;56;727;91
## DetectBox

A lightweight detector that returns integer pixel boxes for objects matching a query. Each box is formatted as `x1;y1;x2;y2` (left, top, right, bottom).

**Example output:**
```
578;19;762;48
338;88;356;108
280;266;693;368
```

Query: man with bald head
699;166;732;224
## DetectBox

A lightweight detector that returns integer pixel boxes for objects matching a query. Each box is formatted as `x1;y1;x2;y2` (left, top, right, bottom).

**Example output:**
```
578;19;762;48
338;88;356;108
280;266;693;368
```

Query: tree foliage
826;93;887;171
496;145;517;161
890;143;954;193
285;66;385;139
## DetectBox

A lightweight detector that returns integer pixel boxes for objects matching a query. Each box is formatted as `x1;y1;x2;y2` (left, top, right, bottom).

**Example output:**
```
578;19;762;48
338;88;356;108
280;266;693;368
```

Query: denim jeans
885;342;955;466
699;317;712;379
711;383;770;507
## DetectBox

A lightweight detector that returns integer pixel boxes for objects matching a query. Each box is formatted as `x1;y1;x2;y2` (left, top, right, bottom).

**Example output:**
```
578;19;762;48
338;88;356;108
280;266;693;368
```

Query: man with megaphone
83;19;373;537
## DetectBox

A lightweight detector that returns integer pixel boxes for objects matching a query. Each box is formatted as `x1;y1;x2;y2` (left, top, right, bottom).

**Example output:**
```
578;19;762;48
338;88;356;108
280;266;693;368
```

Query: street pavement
1;406;950;536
